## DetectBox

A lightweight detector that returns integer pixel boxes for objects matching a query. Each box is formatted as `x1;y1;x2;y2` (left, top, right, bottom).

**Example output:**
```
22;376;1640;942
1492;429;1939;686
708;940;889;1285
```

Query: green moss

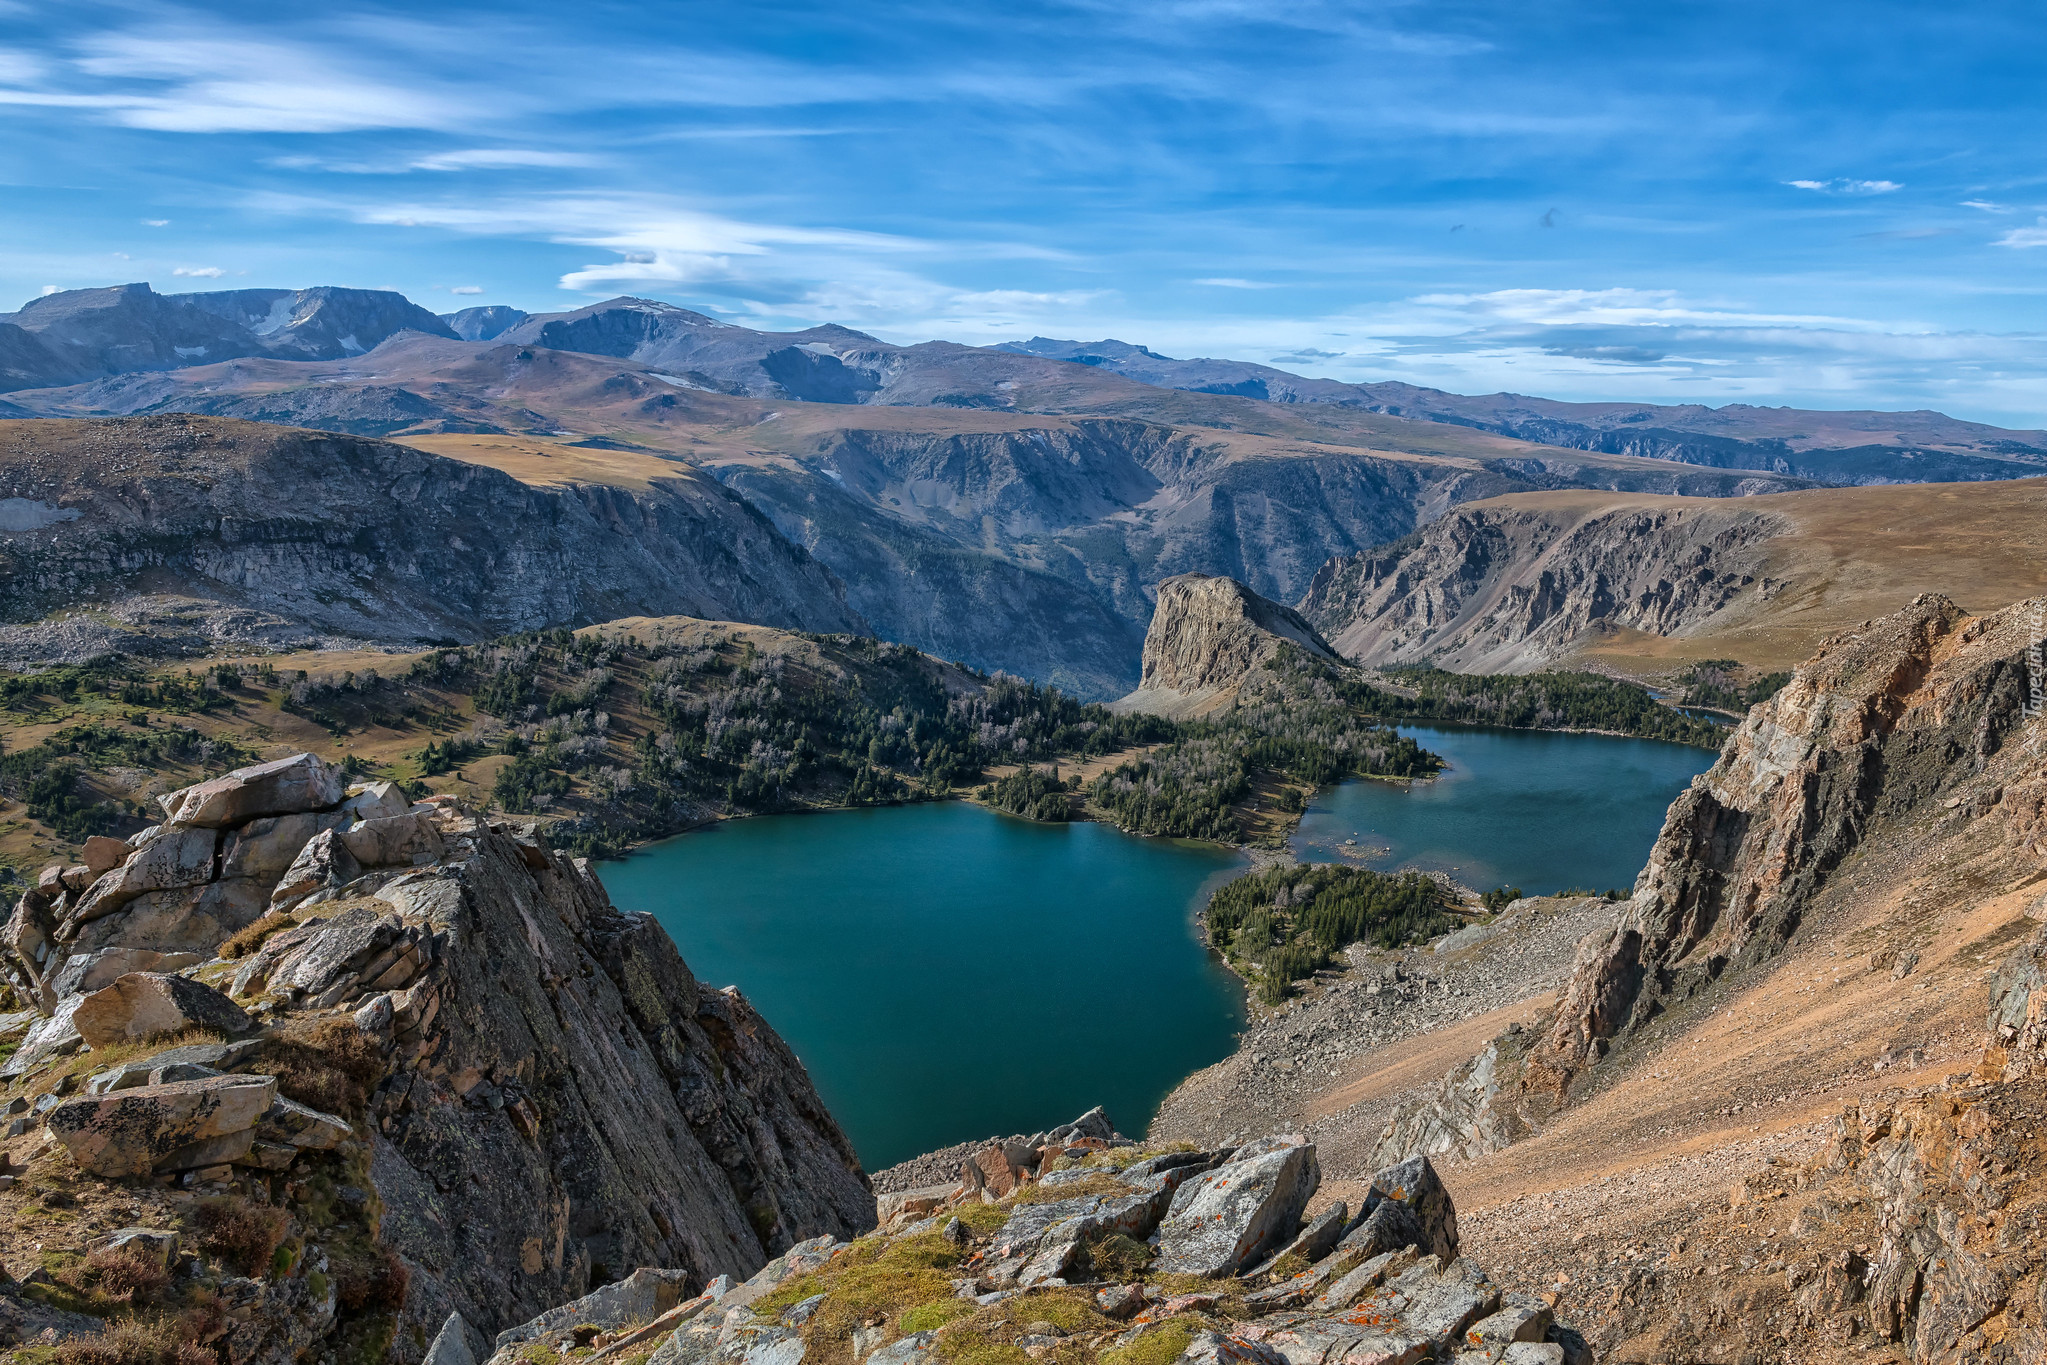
947;1203;1011;1235
1012;1295;1104;1334
750;1232;970;1353
1100;1324;1194;1365
1083;1233;1152;1282
1257;1252;1309;1282
1009;1174;1128;1206
898;1300;973;1333
937;1336;1031;1365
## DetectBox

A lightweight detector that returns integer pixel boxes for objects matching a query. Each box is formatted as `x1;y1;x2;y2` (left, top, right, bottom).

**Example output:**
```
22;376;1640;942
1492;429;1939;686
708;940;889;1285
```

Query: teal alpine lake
1293;724;1718;894
600;725;1717;1169
598;801;1247;1170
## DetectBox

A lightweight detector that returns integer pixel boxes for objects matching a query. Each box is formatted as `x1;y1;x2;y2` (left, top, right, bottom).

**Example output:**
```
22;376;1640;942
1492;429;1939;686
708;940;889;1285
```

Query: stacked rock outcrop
470;1114;1589;1365
1;752;873;1362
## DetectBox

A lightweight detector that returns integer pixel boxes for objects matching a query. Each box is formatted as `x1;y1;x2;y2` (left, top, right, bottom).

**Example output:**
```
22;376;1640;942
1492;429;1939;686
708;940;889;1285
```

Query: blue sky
2;0;2044;425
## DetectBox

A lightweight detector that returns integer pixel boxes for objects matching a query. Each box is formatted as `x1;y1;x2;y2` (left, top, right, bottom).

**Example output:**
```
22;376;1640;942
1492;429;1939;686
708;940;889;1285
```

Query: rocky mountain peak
1115;573;1343;718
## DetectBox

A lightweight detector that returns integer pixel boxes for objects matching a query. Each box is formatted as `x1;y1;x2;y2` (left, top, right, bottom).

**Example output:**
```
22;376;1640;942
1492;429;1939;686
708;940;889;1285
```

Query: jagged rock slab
45;1073;277;1176
71;971;252;1046
158;753;347;828
1155;1138;1320;1276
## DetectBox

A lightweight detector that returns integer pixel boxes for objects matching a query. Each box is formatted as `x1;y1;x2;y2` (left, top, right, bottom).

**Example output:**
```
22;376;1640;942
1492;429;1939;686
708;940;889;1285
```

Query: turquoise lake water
599;802;1247;1170
1293;725;1718;894
596;725;1720;1169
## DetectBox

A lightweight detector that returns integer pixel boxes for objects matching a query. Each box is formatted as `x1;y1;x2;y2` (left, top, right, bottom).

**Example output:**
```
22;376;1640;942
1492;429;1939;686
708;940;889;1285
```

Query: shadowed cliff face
0;758;872;1361
712;426;1469;697
1357;594;2047;1360
0;415;863;656
368;816;874;1333
1300;499;1791;673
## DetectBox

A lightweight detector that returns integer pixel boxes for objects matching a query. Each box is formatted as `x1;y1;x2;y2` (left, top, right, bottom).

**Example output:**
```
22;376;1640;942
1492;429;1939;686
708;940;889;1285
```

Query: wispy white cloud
409;148;599;172
171;265;224;277
1786;178;1903;195
0;46;45;83
141;218;168;227
68;29;476;133
1192;277;1278;288
1961;199;2010;212
448;285;484;295
267;148;602;174
1399;287;1871;332
1995;219;2047;249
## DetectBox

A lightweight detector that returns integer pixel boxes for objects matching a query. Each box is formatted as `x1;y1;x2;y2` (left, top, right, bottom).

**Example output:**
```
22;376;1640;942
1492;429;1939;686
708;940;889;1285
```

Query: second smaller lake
1293;724;1719;895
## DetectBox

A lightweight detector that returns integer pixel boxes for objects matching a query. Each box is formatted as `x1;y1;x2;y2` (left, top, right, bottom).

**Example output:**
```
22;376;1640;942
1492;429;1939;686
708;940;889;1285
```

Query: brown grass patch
251;1018;385;1117
193;1197;290;1276
220;912;296;960
79;1247;170;1303
52;1317;213;1365
331;1243;410;1311
1009;1174;1129;1205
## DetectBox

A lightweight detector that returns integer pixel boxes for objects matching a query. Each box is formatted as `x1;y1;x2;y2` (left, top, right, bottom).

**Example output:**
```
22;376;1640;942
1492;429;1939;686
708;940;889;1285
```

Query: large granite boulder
84;1038;266;1095
1155;1137;1320;1277
339;810;446;869
260;1094;353;1150
0;995;85;1079
1355;1154;1458;1265
45;1073;277;1176
70;826;217;923
71;971;253;1047
157;753;345;828
49;947;202;998
271;829;362;907
79;835;131;876
222;811;344;882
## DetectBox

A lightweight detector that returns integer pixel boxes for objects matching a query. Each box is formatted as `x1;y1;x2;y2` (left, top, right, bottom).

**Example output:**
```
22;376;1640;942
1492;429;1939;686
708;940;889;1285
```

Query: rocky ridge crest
479;1115;1592;1365
1365;592;2047;1360
1299;498;1791;673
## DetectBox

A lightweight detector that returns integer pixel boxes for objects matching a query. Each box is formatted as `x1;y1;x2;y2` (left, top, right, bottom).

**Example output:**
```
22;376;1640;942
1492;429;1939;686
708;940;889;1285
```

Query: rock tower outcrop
1114;574;1344;719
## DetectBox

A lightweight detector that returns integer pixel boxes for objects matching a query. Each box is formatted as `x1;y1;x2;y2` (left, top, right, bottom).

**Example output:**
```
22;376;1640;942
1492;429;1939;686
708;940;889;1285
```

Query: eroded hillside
1301;480;2047;676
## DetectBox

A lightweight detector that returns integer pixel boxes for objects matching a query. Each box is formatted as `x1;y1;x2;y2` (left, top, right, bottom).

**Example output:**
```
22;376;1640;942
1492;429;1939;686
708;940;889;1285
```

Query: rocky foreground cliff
0;754;871;1362
0;416;861;661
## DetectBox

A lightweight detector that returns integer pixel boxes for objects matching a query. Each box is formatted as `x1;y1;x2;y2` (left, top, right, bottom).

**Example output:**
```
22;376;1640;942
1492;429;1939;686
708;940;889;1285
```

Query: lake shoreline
579;713;1718;865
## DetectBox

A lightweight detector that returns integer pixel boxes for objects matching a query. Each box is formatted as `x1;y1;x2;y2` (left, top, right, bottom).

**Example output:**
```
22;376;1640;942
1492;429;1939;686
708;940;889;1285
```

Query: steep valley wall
0;416;862;660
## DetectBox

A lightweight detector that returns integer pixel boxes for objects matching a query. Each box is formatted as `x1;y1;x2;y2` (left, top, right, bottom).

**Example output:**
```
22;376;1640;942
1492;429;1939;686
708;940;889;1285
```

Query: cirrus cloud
1994;219;2047;249
1786;178;1903;195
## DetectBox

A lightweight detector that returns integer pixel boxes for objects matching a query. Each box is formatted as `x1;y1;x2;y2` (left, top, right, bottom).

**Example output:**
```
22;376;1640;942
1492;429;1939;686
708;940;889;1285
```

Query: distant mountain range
0;283;459;390
7;285;2042;482
4;283;2045;694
